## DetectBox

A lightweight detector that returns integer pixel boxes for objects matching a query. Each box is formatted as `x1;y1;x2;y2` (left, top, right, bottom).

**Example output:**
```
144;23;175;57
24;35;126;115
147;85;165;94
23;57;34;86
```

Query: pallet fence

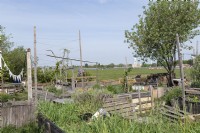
0;101;35;128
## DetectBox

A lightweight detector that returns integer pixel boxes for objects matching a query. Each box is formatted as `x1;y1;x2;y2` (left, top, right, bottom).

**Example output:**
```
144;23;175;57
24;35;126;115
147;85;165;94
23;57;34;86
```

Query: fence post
47;122;51;133
150;85;154;108
138;86;141;115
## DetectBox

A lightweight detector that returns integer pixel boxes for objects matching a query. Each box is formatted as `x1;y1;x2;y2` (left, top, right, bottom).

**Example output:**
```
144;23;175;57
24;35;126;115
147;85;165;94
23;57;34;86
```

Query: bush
106;85;124;94
45;85;62;96
164;87;182;105
0;93;12;102
191;81;200;88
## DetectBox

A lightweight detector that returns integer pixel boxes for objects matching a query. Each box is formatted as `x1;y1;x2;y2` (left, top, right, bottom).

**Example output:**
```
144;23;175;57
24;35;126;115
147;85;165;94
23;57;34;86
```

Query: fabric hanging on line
1;56;24;82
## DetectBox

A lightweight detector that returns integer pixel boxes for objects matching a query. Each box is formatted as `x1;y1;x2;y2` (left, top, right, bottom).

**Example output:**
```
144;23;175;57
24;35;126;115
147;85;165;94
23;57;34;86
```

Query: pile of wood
160;105;193;122
103;96;136;119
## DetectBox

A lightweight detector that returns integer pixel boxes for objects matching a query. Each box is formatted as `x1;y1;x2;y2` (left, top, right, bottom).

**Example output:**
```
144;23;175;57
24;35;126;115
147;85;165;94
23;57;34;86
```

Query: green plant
0;93;12;102
106;85;124;94
164;87;182;105
0;122;43;133
45;85;62;96
191;81;200;88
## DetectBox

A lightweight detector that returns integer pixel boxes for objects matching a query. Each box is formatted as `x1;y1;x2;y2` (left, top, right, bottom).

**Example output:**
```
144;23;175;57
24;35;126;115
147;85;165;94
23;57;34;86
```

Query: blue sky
0;0;198;66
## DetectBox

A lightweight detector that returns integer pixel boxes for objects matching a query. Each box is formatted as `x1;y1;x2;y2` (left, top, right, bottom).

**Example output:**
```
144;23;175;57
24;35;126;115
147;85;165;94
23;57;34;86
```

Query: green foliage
45;85;62;96
0;25;13;53
0;93;12;102
0;91;28;102
38;100;200;133
191;55;200;82
4;46;26;76
37;67;55;83
123;67;132;93
106;85;124;94
164;87;182;104
0;122;43;133
191;81;200;88
125;1;200;86
92;84;101;89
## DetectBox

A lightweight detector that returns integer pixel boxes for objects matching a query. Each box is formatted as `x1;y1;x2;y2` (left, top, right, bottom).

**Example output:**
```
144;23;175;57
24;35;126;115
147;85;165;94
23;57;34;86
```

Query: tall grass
0;122;43;133
38;88;200;133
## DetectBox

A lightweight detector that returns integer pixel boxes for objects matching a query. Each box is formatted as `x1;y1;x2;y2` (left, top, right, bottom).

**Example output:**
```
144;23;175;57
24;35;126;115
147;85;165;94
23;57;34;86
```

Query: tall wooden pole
176;34;185;109
34;26;38;103
27;48;32;101
96;62;99;85
196;41;199;56
0;51;4;92
79;30;84;88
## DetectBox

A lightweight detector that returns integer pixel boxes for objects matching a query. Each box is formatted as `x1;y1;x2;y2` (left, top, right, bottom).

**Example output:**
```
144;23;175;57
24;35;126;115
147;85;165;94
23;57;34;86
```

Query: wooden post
71;61;75;90
27;48;32;101
176;34;185;109
96;62;99;85
34;26;38;103
150;85;154;108
79;30;84;88
138;86;142;115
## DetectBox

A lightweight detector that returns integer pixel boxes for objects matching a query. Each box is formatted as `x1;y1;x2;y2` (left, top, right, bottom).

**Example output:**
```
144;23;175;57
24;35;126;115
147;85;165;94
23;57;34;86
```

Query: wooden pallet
103;97;136;119
160;105;193;122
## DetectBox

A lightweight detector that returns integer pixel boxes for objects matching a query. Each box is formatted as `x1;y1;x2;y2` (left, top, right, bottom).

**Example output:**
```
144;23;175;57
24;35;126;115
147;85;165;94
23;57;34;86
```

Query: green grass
80;67;191;81
67;67;191;81
38;97;200;133
0;122;42;133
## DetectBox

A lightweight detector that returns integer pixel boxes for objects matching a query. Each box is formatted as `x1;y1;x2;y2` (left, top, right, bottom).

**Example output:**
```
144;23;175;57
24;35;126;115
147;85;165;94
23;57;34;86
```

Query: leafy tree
85;63;89;68
0;46;26;82
0;25;13;53
125;1;200;86
191;55;200;82
4;46;26;75
107;63;115;68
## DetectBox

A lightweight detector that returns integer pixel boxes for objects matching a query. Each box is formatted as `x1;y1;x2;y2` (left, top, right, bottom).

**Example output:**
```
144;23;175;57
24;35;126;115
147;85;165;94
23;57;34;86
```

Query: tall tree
125;1;200;86
4;46;26;77
0;25;13;53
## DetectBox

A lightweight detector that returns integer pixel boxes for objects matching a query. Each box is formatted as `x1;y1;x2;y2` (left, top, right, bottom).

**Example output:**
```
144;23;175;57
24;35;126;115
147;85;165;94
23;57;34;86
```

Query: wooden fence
0;101;35;128
117;86;153;114
38;113;65;133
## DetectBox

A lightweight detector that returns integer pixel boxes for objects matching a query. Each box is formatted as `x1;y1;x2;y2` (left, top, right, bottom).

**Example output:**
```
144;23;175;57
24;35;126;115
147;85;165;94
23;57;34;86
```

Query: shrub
164;87;182;105
45;85;62;96
106;85;124;94
0;93;12;102
191;81;200;88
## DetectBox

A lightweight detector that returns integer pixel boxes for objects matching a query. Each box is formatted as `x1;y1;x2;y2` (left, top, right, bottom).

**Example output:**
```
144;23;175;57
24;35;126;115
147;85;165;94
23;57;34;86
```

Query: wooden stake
27;48;32;101
79;30;84;88
176;34;185;109
34;26;38;103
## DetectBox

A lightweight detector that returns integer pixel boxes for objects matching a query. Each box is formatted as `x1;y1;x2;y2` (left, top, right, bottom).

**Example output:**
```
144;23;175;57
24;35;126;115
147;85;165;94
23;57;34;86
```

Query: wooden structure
0;83;23;94
103;88;153;119
103;96;136;119
0;101;35;128
160;105;193;122
38;113;65;133
185;88;200;114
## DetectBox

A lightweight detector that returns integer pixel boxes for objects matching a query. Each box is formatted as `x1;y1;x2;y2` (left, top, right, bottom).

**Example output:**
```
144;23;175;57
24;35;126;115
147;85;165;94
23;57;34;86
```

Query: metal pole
176;34;185;109
34;26;38;103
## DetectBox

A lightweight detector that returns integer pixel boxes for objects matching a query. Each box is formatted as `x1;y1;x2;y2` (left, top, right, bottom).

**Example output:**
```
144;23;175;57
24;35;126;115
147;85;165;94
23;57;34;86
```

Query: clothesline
0;54;24;82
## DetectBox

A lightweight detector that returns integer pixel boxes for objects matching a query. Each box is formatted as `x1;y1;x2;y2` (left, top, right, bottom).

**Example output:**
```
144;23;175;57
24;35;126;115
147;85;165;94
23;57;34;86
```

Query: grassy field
76;67;191;81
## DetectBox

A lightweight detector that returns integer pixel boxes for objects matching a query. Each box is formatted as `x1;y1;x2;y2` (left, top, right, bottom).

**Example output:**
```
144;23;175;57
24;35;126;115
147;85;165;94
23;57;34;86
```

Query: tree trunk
167;70;175;87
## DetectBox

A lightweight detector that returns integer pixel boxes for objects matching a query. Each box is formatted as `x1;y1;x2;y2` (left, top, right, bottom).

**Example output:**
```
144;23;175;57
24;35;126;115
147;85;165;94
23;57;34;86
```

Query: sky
0;0;199;66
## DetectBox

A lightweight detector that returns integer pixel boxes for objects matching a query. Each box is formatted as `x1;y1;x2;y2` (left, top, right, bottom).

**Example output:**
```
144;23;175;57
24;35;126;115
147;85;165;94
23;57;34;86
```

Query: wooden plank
104;103;135;112
160;107;184;117
160;111;181;120
103;101;130;108
163;105;190;115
